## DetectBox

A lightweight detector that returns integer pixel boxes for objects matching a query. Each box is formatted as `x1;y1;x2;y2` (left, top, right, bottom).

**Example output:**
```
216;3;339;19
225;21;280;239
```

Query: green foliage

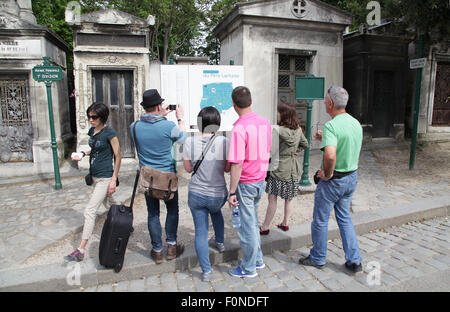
321;0;394;30
32;0;207;65
32;0;73;46
200;0;250;64
30;0;450;70
321;0;450;47
31;0;74;89
101;0;207;63
384;0;450;47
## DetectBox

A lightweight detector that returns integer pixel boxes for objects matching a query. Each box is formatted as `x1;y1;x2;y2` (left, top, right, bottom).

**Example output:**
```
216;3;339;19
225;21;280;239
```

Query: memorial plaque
295;76;325;100
0;39;41;57
76;34;147;47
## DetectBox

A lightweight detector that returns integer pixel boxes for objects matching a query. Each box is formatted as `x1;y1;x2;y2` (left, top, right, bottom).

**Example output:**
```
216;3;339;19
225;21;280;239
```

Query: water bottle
232;206;241;228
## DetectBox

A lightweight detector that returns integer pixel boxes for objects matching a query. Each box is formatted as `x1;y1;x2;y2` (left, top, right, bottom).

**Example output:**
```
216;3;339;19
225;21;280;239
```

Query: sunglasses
88;115;99;120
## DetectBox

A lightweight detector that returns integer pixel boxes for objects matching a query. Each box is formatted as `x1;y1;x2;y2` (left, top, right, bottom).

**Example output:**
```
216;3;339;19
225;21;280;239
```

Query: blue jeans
145;191;179;252
236;180;265;275
310;171;362;265
188;191;227;273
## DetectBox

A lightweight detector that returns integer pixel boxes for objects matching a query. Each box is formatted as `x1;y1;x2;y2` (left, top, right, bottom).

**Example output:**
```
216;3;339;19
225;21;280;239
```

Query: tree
101;0;207;64
32;0;74;46
321;0;450;52
33;0;208;65
383;0;450;51
200;0;251;64
31;0;75;91
148;0;207;64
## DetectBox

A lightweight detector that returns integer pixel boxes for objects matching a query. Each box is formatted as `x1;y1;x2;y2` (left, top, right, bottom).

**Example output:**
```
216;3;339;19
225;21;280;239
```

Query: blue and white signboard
161;65;244;132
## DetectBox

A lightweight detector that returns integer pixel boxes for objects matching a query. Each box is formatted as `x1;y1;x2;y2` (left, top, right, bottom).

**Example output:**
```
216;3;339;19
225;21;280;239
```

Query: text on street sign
410;58;427;69
32;66;63;82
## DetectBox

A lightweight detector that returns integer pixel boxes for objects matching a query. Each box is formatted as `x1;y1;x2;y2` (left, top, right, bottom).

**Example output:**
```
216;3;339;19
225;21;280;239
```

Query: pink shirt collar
233;111;256;126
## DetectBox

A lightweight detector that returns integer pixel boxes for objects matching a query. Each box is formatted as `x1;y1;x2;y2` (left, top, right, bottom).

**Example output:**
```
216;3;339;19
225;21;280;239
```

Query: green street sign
295;76;325;100
295;74;325;187
32;57;63;190
32;65;63;82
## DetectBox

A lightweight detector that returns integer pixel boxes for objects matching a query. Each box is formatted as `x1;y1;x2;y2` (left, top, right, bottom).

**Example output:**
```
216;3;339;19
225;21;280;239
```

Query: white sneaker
202;270;212;282
238;260;265;270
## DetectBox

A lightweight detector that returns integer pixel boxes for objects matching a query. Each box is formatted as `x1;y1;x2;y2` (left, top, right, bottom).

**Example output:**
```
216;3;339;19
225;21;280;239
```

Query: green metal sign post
409;34;424;170
295;74;325;186
32;57;63;190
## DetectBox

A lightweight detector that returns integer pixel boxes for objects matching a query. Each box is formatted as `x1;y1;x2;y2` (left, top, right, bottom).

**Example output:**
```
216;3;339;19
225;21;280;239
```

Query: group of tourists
64;84;363;282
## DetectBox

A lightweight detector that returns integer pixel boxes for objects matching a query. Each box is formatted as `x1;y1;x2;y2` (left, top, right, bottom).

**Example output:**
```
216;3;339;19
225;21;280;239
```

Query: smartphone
168;104;177;111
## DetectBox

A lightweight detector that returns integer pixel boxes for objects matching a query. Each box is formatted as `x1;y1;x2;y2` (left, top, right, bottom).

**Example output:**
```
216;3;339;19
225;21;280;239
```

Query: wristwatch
177;118;184;122
81;151;86;157
229;192;236;198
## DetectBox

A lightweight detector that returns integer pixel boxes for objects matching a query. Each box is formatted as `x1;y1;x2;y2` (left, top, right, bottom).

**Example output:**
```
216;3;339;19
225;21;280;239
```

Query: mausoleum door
277;54;308;127
92;70;135;158
372;70;394;138
0;74;33;162
432;62;450;126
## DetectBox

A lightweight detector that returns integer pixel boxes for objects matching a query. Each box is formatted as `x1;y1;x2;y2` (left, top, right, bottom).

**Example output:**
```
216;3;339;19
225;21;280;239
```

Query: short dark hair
197;106;221;133
86;103;109;124
144;104;159;113
232;86;252;108
278;102;300;130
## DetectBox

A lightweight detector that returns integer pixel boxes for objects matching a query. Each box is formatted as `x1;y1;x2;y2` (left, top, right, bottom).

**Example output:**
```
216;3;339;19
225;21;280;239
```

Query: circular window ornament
291;0;308;19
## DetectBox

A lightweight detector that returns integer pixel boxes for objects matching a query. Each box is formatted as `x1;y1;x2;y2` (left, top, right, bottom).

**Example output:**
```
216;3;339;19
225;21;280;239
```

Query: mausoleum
0;0;71;178
214;0;352;148
69;9;154;169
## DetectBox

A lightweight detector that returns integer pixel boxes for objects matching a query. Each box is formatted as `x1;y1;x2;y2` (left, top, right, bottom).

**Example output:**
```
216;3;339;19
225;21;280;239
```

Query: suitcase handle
129;170;140;210
114;238;122;254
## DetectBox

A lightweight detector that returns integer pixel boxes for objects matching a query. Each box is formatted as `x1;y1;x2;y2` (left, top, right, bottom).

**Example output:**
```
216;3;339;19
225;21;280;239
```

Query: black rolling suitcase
99;171;139;273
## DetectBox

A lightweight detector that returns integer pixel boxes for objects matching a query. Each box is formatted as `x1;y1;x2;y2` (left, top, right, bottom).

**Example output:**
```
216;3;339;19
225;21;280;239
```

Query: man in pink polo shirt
227;86;272;278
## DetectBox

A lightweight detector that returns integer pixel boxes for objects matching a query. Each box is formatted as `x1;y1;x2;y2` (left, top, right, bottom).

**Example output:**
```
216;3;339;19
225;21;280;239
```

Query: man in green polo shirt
299;86;363;274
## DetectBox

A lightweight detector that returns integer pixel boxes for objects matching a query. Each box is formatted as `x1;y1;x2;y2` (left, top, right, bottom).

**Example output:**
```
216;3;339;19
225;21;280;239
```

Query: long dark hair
278;102;300;130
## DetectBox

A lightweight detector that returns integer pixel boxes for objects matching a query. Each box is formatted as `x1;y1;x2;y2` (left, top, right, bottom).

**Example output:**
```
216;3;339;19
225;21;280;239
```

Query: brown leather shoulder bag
132;121;178;201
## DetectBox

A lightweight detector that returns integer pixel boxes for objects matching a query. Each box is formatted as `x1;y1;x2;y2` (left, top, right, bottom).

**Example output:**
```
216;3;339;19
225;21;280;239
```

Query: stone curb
1;195;449;292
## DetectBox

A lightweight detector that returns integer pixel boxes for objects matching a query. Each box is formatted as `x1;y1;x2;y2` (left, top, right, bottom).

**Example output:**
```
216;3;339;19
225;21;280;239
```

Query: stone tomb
70;9;154;169
214;0;352;149
0;0;71;178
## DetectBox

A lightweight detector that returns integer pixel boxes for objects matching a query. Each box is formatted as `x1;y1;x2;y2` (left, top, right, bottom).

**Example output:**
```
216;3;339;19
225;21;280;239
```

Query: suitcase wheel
114;263;122;273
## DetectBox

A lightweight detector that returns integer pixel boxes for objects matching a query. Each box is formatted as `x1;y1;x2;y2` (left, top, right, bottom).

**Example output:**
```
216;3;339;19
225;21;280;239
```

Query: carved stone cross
291;0;308;19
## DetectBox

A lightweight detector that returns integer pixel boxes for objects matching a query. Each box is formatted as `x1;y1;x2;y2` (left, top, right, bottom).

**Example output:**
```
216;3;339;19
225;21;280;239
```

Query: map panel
200;82;234;113
189;66;244;132
161;65;244;132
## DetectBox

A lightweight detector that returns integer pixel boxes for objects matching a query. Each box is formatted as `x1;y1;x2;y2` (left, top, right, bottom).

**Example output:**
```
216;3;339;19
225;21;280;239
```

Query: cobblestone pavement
352;151;450;212
72;216;449;292
0;174;136;269
1;148;449;271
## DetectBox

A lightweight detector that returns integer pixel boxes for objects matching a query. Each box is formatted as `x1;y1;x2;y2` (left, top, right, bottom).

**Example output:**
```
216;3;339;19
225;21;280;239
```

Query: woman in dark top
64;103;122;262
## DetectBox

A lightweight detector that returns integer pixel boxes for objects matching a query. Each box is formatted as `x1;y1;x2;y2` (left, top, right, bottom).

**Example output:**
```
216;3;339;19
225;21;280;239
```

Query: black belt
314;169;357;184
332;170;357;179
